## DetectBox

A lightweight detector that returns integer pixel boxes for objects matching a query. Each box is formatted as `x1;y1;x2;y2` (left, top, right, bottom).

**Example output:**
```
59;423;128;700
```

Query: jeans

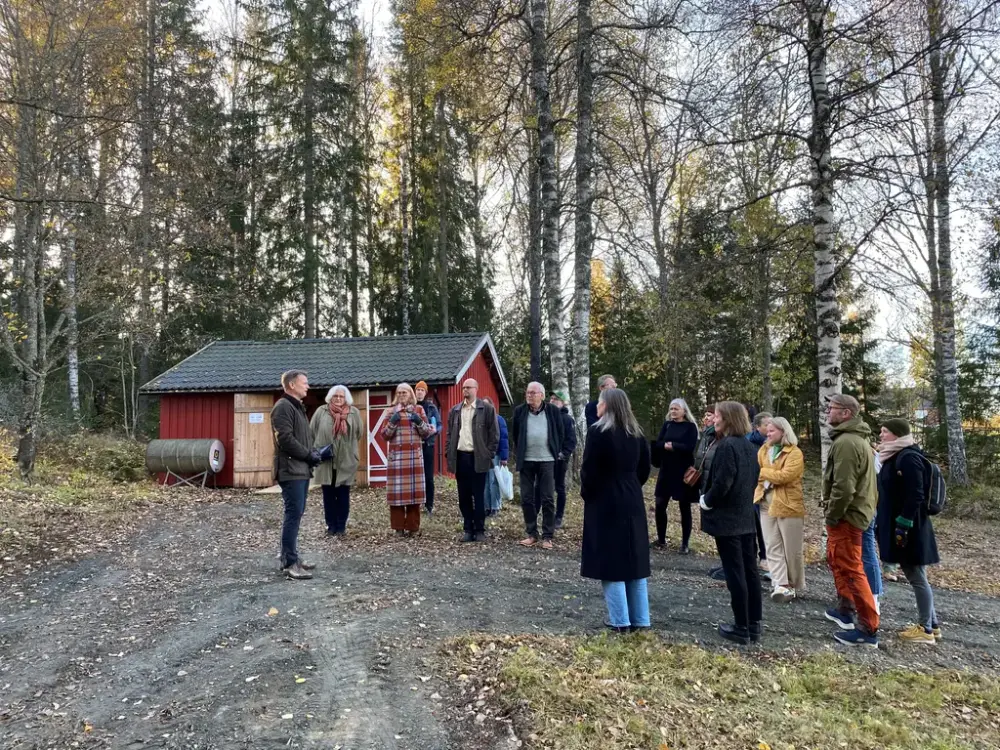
827;521;880;634
654;496;692;546
554;458;568;520
602;579;650;628
321;482;351;534
901;564;938;630
520;461;556;539
279;479;310;568
862;517;883;598
456;451;487;533
715;533;763;629
422;443;436;511
485;455;503;514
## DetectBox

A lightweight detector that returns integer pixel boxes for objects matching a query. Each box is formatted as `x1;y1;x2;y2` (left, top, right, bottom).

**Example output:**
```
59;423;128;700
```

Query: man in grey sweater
511;382;566;549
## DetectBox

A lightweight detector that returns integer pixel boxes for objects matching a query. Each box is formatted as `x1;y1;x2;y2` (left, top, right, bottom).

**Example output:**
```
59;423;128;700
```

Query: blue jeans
279;479;309;568
485;456;502;514
602;579;650;628
862;517;883;598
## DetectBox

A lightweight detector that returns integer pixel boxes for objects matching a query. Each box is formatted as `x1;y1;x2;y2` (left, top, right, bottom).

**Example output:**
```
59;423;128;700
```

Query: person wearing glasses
822;394;880;647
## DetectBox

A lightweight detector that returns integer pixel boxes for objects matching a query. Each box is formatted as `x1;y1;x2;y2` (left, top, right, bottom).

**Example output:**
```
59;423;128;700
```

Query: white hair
669;398;698;426
325;385;353;406
526;381;546;397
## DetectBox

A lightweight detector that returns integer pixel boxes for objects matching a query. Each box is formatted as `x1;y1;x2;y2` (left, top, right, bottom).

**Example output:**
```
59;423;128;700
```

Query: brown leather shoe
518;537;538;547
284;563;313;580
540;539;553;550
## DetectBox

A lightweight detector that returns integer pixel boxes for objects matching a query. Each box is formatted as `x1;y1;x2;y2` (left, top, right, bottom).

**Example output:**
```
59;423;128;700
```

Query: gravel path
2;496;999;749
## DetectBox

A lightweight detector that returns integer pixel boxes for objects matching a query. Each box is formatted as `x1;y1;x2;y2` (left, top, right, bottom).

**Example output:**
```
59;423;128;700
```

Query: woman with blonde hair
310;385;365;536
651;398;700;553
753;416;806;602
381;383;435;535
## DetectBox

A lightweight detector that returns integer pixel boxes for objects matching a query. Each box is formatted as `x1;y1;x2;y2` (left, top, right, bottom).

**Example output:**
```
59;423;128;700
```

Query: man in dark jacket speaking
512;382;565;549
271;370;327;580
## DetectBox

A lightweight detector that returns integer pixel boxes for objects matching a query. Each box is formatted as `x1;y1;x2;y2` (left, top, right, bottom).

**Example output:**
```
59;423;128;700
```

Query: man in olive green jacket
822;394;880;647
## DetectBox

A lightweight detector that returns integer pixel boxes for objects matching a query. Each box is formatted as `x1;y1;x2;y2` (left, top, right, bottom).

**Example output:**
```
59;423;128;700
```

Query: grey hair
597;374;616;389
754;411;773;429
281;370;307;389
669;398;698;426
325;385;353;406
526;381;546;397
596;388;643;437
768;416;799;446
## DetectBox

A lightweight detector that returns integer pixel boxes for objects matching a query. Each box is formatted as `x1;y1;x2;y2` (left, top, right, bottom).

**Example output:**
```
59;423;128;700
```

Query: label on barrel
248;413;264;424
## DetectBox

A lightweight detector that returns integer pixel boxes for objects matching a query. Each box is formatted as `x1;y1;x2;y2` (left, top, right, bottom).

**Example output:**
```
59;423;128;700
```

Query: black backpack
897;448;946;516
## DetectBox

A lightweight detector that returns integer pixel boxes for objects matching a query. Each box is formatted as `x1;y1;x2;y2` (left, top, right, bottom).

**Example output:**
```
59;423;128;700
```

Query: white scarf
877;434;915;465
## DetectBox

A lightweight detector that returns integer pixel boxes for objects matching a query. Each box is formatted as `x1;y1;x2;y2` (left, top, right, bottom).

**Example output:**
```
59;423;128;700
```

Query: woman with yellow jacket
754;416;806;602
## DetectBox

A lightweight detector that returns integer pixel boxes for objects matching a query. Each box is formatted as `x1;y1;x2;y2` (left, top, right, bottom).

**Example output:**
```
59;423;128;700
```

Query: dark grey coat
445;398;500;474
699;435;760;538
271;394;313;481
580;425;652;582
876;447;940;566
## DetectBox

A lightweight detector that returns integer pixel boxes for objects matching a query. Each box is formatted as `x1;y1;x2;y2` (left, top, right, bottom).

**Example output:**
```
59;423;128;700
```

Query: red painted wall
159;393;235;486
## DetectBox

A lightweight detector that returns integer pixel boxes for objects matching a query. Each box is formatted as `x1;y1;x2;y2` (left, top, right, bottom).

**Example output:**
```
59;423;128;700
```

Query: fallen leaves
267;607;279;617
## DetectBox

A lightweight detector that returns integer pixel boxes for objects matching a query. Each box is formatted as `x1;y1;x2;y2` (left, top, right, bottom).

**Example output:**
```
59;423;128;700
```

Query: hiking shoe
899;624;936;645
709;567;728;581
299;560;317;571
932;624;942;641
718;623;750;645
834;629;878;648
473;532;486;542
461;532;475;543
603;621;631;634
519;537;538;547
771;586;795;603
283;563;313;580
678;544;691;555
540;539;553;550
825;608;855;630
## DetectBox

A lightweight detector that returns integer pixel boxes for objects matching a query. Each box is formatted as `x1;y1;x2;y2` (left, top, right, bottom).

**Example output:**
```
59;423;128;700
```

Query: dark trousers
322;481;350;533
422;443;436;511
456;451;487;533
715;533;764;629
554;458;568;520
521;461;556;540
754;504;767;561
279;479;310;568
655;495;692;546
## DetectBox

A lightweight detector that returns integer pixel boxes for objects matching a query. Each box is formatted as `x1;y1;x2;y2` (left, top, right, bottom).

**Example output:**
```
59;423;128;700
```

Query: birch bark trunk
528;127;543;381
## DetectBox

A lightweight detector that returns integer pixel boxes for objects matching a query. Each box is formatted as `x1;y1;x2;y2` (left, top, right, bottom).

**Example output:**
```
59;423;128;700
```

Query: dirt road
2;495;999;749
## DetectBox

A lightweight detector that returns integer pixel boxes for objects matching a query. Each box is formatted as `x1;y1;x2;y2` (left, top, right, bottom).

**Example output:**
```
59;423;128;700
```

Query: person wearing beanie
414;381;441;515
875;418;941;645
549;391;578;530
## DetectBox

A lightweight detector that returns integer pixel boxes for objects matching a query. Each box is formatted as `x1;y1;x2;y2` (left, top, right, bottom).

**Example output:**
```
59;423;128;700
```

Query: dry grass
447;633;1000;750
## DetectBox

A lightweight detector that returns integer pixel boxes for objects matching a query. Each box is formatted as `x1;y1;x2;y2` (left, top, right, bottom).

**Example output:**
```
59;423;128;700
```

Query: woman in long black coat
699;401;762;645
580;388;652;633
651;398;700;553
875;419;941;644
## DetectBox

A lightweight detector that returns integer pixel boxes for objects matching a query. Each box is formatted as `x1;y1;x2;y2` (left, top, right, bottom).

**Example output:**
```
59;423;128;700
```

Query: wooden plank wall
233;393;276;488
351;389;369;487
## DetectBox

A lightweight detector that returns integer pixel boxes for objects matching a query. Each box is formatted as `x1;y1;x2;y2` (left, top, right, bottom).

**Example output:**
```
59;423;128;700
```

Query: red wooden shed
139;333;512;488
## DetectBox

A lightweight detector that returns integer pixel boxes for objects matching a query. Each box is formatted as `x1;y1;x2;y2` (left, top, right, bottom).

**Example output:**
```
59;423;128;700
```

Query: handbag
494;464;514;501
683;441;711;487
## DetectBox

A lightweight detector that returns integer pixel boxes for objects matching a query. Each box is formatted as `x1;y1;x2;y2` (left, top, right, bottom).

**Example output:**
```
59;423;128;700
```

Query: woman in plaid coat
382;383;435;535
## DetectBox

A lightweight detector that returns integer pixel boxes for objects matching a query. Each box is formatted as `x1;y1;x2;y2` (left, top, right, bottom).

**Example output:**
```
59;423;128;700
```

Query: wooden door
351;389;369;487
233;393;276;488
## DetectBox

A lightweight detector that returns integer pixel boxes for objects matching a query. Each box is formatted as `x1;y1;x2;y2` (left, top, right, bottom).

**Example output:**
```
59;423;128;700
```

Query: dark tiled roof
140;333;508;398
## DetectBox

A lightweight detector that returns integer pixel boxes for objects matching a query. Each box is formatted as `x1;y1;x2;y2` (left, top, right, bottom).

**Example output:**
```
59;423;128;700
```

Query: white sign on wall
248;413;265;424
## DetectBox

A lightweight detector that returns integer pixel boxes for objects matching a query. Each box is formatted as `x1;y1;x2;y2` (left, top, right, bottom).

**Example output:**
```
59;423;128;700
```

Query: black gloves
389;410;402;425
307;449;322;467
319;444;334;461
894;516;913;548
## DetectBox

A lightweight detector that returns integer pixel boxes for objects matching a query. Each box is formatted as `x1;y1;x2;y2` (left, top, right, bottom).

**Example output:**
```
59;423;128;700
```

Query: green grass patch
448;634;1000;750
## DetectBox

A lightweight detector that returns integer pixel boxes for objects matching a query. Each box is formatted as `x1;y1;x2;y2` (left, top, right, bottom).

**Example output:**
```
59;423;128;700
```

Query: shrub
37;432;148;483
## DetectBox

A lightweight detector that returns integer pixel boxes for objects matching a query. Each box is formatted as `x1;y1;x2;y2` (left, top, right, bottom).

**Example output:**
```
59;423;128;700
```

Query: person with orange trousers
822;394;879;647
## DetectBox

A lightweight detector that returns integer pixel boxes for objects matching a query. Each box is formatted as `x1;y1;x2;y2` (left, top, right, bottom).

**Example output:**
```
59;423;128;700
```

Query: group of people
270;370;942;650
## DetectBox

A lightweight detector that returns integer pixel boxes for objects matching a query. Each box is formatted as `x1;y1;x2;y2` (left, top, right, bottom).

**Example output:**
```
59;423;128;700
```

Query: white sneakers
770;586;795;603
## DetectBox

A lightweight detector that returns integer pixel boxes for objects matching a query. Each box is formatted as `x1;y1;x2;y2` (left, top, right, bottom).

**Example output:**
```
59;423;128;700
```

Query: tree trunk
927;0;969;484
435;91;450;333
571;0;593;436
303;62;317;338
528;131;543;381
401;147;411;334
807;1;842;473
66;237;82;426
137;0;157;422
759;248;773;413
530;0;568;397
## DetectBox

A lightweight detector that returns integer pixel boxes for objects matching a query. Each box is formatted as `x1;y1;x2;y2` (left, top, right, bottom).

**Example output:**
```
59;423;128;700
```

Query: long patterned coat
381;405;434;506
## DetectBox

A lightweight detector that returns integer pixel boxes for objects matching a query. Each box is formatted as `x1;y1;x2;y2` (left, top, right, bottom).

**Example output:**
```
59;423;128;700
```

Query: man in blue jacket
549;391;577;529
584;374;616;429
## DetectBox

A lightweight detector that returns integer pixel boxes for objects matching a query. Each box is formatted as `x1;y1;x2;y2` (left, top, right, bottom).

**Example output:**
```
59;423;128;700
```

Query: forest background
2;0;1000;488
